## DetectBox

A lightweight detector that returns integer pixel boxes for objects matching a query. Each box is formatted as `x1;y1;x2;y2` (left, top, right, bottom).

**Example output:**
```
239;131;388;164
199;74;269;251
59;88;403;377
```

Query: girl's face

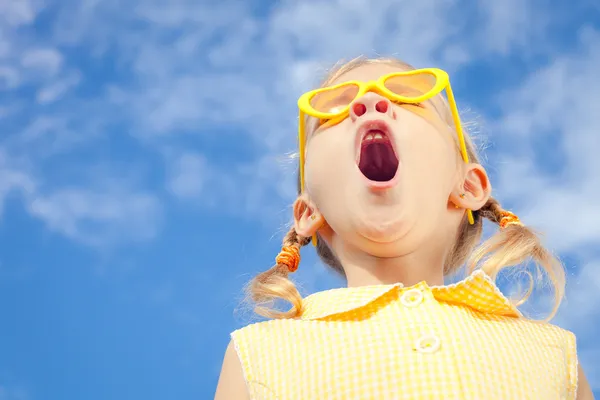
300;63;477;258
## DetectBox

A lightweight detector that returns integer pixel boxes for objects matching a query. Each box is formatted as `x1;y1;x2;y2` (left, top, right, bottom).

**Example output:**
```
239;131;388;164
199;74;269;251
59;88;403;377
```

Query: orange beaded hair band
275;245;301;273
499;210;523;229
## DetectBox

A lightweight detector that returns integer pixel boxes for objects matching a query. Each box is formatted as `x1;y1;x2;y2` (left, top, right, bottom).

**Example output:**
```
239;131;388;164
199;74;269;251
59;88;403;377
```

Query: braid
276;228;311;272
479;197;524;229
479;197;506;226
284;226;311;247
246;226;311;319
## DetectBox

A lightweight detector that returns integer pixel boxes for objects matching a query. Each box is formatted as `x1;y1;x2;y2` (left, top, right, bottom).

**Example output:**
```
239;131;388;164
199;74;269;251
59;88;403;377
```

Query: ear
450;163;492;211
293;195;324;238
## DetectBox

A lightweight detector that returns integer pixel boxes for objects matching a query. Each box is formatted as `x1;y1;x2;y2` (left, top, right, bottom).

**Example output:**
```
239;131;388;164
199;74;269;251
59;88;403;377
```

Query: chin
357;232;419;259
355;211;412;244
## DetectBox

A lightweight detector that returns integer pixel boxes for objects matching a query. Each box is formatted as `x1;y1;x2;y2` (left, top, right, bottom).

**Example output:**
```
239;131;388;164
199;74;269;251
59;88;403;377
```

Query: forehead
329;62;412;86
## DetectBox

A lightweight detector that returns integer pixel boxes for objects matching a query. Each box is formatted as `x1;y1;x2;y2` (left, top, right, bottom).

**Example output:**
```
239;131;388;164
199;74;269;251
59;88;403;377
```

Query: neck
334;240;447;288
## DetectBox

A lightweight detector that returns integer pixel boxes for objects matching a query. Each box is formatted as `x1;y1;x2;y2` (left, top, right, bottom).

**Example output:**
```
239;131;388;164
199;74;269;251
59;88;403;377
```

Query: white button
400;288;424;307
414;335;441;353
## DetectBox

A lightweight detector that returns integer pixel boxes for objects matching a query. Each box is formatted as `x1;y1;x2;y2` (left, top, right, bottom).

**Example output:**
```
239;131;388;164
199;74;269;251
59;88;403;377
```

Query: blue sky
1;0;599;398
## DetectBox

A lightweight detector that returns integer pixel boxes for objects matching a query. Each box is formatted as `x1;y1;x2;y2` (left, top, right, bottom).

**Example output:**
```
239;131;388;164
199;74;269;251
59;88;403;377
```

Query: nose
349;92;395;122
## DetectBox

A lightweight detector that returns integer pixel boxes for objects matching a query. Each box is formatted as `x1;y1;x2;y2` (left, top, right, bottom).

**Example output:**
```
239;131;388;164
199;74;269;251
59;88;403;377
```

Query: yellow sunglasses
297;68;474;245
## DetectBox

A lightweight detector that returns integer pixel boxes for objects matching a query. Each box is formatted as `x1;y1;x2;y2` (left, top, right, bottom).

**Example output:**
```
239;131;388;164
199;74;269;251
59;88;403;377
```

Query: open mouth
357;122;399;182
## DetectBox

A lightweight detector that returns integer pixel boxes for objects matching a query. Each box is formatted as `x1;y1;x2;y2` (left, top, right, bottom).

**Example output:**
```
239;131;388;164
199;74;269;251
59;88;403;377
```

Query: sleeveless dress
231;270;578;399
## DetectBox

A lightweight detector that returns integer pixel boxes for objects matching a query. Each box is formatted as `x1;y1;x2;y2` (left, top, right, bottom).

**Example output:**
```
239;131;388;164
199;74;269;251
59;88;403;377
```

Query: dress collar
300;269;521;320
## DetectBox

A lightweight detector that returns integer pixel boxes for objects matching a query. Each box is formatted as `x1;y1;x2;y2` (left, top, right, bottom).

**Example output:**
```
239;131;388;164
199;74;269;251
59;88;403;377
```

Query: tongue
358;141;399;182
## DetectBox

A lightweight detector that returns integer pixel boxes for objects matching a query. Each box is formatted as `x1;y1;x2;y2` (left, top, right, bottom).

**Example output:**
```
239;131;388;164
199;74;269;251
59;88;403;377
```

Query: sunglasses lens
383;71;437;100
309;83;360;114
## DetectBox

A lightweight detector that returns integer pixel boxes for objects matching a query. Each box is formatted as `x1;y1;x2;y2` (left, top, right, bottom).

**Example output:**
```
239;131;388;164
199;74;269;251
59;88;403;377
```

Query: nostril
353;103;367;117
375;100;388;113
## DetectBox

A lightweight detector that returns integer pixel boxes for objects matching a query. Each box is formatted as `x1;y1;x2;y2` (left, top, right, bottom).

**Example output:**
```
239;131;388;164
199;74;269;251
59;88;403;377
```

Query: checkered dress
231;270;578;399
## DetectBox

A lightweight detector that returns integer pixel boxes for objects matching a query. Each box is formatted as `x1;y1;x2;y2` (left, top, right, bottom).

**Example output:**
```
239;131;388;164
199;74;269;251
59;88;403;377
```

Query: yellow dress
231;270;578;399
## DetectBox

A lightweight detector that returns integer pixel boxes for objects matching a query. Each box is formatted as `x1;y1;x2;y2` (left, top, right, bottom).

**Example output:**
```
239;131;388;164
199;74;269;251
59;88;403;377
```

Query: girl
214;57;594;399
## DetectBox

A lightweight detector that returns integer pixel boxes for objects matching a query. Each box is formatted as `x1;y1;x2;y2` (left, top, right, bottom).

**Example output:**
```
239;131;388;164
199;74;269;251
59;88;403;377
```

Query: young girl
214;57;594;399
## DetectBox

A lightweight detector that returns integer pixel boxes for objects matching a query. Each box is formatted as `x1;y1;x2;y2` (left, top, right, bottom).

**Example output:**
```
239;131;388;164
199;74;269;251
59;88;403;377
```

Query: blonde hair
246;56;565;321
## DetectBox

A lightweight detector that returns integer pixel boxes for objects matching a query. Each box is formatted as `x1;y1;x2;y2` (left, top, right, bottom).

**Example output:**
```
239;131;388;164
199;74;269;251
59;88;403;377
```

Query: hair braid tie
499;210;523;229
275;245;301;272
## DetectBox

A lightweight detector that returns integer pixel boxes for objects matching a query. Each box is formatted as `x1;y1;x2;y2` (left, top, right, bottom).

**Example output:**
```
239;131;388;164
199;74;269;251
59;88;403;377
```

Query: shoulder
231;318;304;358
538;324;595;400
539;324;596;400
232;318;303;341
214;340;249;400
511;318;577;358
511;315;575;339
218;320;300;400
576;363;594;400
516;319;580;397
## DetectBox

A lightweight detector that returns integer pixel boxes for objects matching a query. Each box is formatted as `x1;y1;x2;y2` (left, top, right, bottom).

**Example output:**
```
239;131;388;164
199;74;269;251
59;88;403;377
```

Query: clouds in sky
1;0;592;234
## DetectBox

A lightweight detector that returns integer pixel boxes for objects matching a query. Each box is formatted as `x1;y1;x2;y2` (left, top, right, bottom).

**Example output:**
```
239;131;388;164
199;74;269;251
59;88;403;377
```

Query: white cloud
167;153;207;199
91;0;480;143
267;0;462;67
0;1;165;247
0;36;10;57
36;71;81;104
8;114;95;160
134;0;241;28
0;1;53;91
165;149;298;226
477;0;547;55
20;48;63;77
0;0;39;26
0;160;35;217
26;187;162;247
555;260;600;329
0;138;162;247
0;66;19;90
491;26;600;251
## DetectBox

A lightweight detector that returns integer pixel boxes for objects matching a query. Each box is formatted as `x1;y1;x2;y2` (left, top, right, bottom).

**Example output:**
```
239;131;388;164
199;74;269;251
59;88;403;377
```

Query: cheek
401;118;457;190
304;127;354;192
